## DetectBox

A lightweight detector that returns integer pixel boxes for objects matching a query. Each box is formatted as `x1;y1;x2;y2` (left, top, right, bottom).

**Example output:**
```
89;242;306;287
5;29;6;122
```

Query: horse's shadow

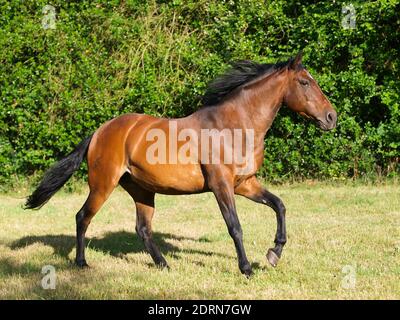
9;231;230;264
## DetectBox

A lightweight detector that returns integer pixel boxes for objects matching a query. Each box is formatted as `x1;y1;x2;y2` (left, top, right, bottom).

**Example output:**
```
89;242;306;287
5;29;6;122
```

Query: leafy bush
0;0;398;185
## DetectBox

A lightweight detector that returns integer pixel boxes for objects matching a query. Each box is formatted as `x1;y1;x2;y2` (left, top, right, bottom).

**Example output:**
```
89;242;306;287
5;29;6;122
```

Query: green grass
0;182;399;299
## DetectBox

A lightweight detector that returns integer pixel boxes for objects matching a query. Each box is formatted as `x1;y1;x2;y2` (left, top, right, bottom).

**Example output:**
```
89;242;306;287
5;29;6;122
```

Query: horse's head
283;52;337;131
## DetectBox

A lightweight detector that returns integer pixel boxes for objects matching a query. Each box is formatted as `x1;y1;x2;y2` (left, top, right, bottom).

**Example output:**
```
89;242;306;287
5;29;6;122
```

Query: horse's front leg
235;175;287;267
205;167;252;277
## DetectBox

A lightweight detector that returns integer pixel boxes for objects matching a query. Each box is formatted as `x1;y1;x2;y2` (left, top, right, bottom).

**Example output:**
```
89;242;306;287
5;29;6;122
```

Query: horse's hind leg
75;167;120;267
119;175;168;268
75;188;114;267
135;194;169;268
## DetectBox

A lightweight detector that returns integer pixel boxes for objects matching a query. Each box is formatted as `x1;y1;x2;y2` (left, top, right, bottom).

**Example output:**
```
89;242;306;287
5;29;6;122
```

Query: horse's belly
129;163;206;194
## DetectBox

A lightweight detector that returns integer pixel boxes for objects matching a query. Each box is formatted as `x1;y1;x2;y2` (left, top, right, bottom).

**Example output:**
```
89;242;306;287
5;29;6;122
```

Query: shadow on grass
0;257;42;277
9;231;232;264
2;232;265;298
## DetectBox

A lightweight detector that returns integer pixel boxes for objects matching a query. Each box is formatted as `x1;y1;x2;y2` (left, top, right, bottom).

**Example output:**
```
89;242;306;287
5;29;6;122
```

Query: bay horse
26;52;337;276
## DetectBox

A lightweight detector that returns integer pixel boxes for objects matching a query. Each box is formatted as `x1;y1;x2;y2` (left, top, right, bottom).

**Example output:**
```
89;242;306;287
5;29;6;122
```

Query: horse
26;52;337;276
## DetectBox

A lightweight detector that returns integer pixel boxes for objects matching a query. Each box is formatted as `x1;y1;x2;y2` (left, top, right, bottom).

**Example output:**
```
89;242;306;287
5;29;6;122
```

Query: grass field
0;182;399;299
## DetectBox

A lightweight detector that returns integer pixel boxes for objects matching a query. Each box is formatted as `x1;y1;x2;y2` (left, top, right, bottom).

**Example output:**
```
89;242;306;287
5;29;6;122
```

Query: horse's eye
299;79;310;87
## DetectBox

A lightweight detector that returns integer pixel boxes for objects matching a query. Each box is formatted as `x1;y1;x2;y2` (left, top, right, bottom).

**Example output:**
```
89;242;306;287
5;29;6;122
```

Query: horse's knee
136;224;151;242
264;192;286;216
228;225;243;240
276;199;286;215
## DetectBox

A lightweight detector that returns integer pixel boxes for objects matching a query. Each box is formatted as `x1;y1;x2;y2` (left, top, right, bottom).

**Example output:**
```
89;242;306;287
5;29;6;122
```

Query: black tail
25;135;93;209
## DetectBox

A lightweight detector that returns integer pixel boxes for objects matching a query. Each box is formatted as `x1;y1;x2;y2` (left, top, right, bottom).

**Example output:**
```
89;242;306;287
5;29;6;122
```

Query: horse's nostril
326;112;334;123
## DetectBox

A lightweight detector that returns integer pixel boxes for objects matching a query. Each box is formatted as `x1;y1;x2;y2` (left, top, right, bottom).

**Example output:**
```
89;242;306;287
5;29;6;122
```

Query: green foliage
0;0;398;185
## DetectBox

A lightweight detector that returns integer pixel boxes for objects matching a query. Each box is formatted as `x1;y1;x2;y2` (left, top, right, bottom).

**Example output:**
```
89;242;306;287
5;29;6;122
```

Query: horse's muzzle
318;110;337;131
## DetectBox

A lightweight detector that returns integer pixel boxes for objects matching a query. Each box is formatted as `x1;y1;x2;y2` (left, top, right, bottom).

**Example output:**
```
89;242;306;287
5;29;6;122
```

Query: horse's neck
232;69;288;139
193;70;287;141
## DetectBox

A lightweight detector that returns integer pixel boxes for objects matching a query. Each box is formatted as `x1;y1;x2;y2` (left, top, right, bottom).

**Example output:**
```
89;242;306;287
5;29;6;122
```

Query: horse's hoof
75;259;89;268
157;260;170;270
160;264;170;270
240;265;253;278
266;249;279;268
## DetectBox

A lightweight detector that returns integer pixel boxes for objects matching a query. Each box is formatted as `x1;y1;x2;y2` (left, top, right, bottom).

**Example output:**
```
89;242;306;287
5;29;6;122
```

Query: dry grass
0;182;399;299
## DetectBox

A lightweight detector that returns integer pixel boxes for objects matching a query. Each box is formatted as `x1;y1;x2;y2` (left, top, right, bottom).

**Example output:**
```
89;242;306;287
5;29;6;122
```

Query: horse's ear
289;51;303;70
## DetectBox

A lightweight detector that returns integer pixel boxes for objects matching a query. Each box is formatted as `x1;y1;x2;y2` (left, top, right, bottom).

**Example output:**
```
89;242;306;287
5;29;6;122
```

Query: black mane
202;59;292;106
